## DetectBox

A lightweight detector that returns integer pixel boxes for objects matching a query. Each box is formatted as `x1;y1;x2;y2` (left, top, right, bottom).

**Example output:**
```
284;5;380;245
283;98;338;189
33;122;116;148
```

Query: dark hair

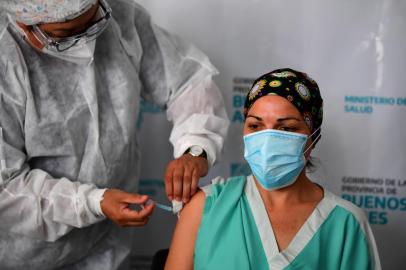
306;157;319;173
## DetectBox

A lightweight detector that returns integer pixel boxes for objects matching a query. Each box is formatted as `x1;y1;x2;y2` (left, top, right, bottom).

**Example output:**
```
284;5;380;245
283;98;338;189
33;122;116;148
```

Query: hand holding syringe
100;189;182;227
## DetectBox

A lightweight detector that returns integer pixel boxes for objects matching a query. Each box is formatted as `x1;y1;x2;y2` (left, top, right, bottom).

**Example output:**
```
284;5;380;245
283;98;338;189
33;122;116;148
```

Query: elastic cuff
87;188;107;217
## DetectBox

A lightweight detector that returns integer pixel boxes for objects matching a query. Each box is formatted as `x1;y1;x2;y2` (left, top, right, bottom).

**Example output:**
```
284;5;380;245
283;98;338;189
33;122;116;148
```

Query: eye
248;123;259;130
278;126;297;132
246;121;264;131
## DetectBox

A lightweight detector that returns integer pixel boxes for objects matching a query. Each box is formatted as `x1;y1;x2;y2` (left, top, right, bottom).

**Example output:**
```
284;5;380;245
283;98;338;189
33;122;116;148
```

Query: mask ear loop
304;127;321;154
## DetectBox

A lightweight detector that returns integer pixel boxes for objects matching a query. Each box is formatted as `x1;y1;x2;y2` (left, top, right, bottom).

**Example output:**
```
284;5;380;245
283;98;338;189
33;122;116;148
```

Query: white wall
133;1;406;269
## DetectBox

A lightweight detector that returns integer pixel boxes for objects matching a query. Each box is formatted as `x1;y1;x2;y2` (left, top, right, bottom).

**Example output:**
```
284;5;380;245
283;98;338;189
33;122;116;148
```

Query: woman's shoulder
200;175;248;198
178;189;206;220
322;189;381;268
180;175;248;218
323;189;369;227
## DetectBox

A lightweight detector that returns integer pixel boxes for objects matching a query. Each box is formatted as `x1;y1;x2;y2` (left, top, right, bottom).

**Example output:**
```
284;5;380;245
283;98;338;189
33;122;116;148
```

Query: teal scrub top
194;175;381;270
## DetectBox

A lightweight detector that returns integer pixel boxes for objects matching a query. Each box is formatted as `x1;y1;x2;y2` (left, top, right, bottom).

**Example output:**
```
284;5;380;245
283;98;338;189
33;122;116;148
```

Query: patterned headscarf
244;68;323;144
0;0;98;25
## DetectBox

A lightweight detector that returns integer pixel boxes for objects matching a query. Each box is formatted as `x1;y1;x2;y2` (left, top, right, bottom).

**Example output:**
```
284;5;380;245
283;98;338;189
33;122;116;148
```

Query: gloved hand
101;189;155;227
164;154;208;204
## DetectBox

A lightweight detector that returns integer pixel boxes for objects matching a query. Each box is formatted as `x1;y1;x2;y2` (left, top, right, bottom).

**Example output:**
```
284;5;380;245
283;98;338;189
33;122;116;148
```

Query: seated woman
164;68;381;270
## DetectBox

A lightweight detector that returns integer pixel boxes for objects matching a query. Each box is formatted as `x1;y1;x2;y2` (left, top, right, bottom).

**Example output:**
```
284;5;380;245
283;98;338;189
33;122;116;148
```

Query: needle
144;199;173;212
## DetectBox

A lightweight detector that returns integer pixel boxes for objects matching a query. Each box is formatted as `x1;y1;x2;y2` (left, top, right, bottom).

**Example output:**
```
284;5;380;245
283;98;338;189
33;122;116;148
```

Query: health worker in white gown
0;0;229;269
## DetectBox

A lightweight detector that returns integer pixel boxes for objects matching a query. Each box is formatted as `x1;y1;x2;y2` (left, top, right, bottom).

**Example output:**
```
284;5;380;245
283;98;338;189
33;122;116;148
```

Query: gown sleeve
133;5;229;166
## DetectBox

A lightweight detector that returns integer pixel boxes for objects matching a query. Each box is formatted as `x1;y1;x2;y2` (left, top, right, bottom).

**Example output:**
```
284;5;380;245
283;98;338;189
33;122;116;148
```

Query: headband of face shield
2;0;98;25
244;127;321;191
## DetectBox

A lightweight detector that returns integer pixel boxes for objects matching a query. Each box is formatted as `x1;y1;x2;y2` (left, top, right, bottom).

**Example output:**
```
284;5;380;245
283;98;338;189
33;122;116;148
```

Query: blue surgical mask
243;128;320;190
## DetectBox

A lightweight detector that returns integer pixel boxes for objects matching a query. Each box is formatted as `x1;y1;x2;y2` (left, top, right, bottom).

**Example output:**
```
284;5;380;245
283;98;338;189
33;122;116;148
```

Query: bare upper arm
165;190;206;270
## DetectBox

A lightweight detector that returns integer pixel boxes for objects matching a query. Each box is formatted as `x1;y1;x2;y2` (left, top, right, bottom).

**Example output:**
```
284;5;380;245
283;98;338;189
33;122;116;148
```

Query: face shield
31;0;112;52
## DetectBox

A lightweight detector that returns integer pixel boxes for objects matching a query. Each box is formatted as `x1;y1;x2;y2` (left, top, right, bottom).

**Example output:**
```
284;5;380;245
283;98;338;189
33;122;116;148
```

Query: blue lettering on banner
342;194;406;225
342;194;406;211
344;96;396;105
232;94;246;123
344;105;373;114
397;97;406;105
232;111;244;123
344;95;406;114
367;211;388;225
233;95;245;108
232;77;255;123
230;163;251;177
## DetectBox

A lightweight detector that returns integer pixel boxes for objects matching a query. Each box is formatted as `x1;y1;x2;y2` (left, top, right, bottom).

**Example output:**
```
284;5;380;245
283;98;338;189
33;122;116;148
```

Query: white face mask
42;38;97;65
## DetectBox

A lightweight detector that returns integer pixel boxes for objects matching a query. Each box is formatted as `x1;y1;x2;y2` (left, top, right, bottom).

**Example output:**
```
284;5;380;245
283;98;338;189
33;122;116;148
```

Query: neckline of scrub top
244;175;337;269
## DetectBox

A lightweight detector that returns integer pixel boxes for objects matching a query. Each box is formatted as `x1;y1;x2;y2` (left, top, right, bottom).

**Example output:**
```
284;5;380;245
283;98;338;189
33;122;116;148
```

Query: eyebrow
246;115;301;122
246;115;263;121
277;117;301;122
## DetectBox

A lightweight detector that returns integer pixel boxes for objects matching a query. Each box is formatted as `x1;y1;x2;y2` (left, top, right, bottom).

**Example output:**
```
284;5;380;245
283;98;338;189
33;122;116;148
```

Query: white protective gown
0;0;229;269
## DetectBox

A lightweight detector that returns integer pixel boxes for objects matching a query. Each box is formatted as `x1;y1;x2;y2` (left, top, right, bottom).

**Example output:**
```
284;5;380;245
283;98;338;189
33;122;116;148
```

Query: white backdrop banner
132;1;406;269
